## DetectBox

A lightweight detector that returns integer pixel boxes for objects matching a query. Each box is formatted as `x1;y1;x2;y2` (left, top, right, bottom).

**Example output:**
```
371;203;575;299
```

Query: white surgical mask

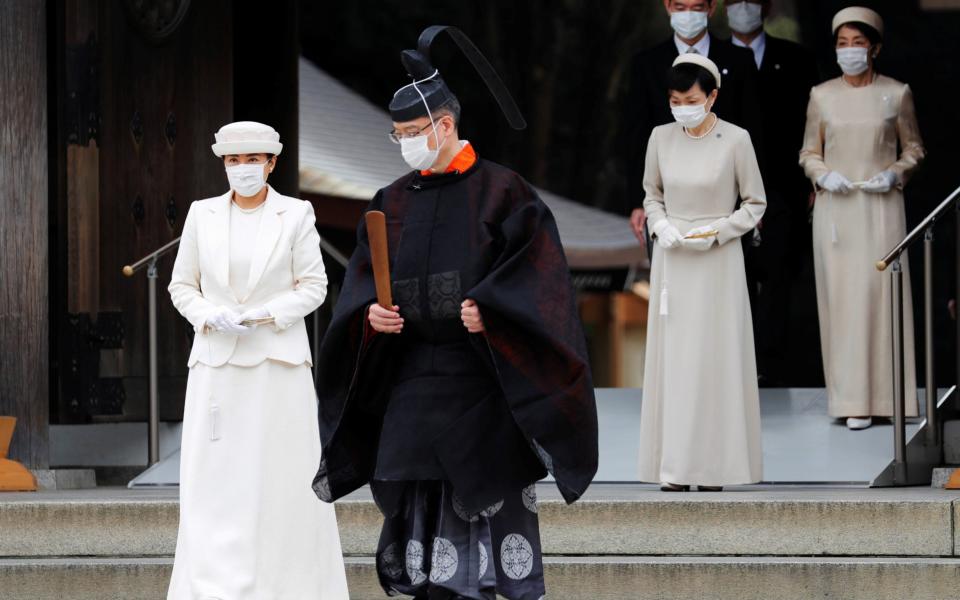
672;102;709;129
400;125;443;171
726;2;764;35
836;47;870;76
670;10;709;40
226;163;267;197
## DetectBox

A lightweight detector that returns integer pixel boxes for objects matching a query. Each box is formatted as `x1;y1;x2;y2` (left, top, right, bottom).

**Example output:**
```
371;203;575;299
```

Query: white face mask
672;102;710;129
726;2;763;35
400;124;443;171
226;163;267;197
836;47;870;76
670;10;709;40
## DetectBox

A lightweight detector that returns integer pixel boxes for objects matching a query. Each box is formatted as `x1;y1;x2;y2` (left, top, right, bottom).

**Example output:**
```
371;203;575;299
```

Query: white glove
651;219;683;250
204;306;251;336
238;306;271;325
860;170;898;193
817;171;853;194
681;225;717;252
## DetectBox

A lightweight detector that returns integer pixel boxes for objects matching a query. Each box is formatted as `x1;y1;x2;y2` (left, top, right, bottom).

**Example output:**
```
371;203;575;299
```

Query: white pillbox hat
211;121;283;157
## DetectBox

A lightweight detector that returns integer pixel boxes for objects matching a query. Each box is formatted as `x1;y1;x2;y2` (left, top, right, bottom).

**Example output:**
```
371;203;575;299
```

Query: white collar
674;32;711;57
732;31;766;69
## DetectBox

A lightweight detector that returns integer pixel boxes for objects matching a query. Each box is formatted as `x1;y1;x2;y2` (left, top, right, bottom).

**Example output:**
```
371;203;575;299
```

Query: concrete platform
116;388;935;488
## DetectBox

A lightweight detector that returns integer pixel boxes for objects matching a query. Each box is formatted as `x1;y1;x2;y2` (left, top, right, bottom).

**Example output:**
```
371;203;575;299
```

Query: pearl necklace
683;113;719;140
840;72;877;89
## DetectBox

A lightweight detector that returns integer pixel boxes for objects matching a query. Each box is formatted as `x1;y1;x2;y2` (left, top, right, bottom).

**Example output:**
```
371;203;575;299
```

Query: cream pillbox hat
672;53;722;89
832;6;884;38
211;121;283;157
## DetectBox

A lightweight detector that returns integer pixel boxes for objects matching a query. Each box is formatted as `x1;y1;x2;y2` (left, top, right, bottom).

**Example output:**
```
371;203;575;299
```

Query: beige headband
672;53;722;89
832;6;884;38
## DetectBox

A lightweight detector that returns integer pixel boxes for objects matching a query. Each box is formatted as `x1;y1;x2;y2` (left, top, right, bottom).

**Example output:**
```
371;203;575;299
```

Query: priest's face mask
390;113;456;171
389;114;454;150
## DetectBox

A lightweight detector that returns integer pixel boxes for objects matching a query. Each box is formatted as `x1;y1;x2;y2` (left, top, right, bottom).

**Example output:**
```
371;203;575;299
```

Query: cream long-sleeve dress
799;75;926;418
639;119;766;487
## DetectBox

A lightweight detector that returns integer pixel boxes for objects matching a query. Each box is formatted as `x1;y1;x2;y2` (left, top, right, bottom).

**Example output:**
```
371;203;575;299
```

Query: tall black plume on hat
388;25;527;130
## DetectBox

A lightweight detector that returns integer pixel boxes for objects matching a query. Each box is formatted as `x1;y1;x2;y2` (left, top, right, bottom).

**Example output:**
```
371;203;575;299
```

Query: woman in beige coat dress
639;54;766;492
799;7;926;430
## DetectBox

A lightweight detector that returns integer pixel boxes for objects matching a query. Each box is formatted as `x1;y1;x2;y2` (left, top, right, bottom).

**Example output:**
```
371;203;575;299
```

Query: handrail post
123;237;182;469
147;257;160;465
891;259;907;483
924;228;939;446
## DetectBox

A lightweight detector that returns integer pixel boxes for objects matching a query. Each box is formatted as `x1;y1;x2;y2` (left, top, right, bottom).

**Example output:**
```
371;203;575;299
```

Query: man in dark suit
625;0;763;241
726;0;821;385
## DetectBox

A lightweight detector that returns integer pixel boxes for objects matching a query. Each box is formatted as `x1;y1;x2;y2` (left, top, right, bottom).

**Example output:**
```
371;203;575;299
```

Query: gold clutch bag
684;230;719;240
239;316;276;327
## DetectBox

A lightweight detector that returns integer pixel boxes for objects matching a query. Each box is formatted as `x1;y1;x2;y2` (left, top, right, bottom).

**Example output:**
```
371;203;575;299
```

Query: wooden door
53;0;233;423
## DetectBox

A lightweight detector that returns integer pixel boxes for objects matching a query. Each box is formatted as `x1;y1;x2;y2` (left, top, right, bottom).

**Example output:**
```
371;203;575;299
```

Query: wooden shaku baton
365;210;393;308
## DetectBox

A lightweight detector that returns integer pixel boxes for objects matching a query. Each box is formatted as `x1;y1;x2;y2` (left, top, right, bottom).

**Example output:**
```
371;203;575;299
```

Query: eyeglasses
388;122;435;144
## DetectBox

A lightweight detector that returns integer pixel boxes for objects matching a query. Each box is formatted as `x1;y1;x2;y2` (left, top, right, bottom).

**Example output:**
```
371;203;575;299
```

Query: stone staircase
2;484;960;599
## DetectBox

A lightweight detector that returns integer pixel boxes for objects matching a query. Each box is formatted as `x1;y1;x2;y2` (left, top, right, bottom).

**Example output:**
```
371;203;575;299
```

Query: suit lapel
206;191;233;295
759;36;774;74
244;186;285;300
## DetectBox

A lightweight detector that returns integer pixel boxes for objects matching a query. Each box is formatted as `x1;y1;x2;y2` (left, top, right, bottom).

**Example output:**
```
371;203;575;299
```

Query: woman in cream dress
639;54;766;492
799;7;925;430
167;122;348;599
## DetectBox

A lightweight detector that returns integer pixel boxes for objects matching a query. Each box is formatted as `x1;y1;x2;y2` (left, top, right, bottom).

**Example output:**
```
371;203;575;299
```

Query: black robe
312;157;598;514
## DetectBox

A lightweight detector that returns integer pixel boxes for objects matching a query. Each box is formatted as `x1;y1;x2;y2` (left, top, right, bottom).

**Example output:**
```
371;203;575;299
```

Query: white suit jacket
168;186;327;368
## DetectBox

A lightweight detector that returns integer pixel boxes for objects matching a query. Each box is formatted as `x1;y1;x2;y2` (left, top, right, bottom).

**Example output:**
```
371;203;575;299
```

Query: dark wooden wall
98;0;235;421
50;0;303;427
0;0;50;468
52;0;235;424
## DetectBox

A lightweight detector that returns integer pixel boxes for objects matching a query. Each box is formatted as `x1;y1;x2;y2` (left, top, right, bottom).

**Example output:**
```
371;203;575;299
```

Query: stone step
3;556;960;600
2;485;959;558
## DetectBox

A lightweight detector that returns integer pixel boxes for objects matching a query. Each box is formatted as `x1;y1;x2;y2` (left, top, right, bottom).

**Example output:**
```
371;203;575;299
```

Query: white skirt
167;360;349;600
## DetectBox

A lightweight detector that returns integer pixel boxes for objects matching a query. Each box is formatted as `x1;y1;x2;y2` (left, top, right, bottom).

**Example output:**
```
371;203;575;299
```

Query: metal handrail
320;238;349;269
122;238;182;466
122;237;182;277
877;183;960;271
873;184;960;485
123;236;349;274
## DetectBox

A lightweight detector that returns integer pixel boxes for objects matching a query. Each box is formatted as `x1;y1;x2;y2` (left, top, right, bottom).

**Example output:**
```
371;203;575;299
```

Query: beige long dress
639;119;766;486
799;75;926;418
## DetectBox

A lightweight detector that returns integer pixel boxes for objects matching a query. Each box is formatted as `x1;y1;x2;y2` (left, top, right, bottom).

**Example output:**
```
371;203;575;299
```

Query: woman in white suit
167;121;349;599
